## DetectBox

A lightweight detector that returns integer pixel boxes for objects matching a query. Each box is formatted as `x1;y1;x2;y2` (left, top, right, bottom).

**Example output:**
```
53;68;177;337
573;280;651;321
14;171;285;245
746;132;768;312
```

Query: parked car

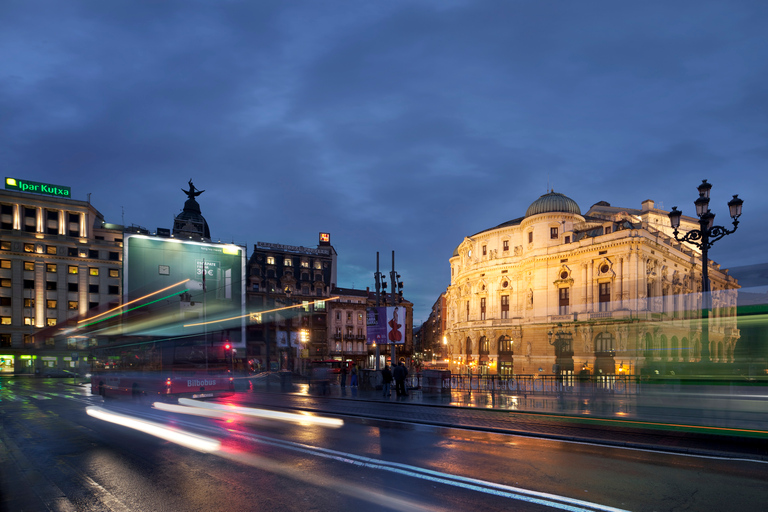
42;369;77;378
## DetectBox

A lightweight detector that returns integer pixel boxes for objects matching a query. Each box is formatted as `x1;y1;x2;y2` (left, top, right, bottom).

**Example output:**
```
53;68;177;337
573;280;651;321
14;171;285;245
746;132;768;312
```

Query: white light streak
85;406;220;453
162;398;344;428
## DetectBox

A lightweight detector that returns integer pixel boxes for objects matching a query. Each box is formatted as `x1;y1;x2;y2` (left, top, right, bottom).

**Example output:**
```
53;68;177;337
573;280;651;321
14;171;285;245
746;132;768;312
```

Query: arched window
465;337;472;355
670;336;679;360
644;333;653;358
498;335;513;354
479;336;489;355
595;332;614;354
659;335;667;360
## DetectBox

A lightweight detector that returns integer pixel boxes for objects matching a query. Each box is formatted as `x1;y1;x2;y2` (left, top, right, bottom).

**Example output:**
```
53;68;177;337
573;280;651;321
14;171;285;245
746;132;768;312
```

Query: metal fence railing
409;372;641;396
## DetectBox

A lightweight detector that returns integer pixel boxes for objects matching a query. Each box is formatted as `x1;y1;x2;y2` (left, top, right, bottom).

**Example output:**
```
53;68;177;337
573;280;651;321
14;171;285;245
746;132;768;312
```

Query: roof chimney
641;199;654;211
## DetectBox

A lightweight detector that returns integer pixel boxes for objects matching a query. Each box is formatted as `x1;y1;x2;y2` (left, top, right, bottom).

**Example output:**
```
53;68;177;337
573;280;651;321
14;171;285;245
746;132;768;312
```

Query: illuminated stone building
0;182;123;374
420;293;447;362
328;287;370;366
445;191;740;377
246;234;337;370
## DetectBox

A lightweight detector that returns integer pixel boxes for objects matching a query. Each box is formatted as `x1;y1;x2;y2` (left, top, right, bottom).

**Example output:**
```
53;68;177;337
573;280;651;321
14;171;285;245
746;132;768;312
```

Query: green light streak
79;290;188;329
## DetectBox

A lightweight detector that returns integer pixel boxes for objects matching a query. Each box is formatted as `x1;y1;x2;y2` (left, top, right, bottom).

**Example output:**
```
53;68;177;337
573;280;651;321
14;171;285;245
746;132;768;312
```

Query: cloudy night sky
2;1;767;324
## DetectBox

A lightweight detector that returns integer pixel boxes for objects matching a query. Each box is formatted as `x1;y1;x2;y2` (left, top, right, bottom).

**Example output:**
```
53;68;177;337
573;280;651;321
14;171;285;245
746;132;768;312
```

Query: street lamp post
548;323;573;383
668;179;743;363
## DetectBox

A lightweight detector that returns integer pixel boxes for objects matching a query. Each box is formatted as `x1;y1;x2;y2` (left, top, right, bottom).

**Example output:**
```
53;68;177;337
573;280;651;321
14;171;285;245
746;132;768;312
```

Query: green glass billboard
124;235;246;347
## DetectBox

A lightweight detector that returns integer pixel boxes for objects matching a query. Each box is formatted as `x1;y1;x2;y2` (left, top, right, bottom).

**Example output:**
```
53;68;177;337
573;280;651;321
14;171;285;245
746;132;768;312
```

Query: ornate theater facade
444;191;739;377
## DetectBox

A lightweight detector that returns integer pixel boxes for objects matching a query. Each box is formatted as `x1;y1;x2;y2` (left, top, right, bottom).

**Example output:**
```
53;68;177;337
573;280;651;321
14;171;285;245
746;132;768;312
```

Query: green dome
525;191;581;218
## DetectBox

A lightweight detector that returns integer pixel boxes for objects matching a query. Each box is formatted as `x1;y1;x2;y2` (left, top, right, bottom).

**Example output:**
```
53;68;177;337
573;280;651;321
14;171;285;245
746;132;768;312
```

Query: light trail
78;289;189;329
85;406;220;453
183;296;340;328
152;398;344;428
78;279;191;324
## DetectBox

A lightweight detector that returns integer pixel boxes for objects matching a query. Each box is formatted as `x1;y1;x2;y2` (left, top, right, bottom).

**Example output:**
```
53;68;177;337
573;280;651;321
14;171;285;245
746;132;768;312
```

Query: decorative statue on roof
182;179;205;199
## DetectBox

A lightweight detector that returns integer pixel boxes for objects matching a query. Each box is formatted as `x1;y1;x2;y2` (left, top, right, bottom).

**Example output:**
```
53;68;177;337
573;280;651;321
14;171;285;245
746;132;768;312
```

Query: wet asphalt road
2;377;767;512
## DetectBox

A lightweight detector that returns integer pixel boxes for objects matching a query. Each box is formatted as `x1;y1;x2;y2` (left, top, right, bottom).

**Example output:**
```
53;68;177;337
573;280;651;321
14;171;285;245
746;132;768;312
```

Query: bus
90;339;235;401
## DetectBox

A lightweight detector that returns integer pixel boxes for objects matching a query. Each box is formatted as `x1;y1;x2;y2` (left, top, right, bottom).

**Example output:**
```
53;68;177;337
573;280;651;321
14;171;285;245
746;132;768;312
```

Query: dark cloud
1;0;767;323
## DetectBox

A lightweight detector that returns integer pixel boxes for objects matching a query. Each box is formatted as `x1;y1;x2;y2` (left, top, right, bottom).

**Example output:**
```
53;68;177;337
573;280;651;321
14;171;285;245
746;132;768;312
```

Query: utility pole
374;252;382;370
265;286;271;373
389;251;404;368
390;251;396;368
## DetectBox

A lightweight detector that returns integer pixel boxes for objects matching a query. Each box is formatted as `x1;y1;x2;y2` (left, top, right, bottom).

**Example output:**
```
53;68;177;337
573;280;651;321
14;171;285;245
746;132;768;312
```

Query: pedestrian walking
340;365;347;387
393;361;408;396
381;365;393;397
350;365;358;387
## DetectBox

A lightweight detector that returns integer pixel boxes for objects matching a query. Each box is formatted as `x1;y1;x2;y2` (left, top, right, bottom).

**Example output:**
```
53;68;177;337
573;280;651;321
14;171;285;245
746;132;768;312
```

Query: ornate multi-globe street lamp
667;179;743;363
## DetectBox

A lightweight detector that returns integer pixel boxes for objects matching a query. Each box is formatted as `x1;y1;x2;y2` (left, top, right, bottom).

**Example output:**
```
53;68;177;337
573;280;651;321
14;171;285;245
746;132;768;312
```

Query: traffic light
224;343;231;351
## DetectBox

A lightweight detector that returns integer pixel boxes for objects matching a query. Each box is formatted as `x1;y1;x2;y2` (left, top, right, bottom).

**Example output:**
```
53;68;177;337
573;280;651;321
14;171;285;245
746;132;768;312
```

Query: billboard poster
366;306;406;345
123;235;246;346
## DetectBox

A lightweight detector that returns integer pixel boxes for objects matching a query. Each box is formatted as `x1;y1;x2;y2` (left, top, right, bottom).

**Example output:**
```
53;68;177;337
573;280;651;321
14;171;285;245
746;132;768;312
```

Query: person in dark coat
393;361;408;396
381;365;393;397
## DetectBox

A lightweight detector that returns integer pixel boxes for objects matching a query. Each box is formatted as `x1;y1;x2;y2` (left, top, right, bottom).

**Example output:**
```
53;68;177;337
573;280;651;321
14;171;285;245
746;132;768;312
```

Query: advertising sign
124;235;246;346
366;306;406;345
5;177;71;197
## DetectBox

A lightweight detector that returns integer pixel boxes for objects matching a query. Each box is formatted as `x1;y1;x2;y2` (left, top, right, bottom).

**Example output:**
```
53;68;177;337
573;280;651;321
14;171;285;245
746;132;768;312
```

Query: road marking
132;408;628;512
228;429;630;512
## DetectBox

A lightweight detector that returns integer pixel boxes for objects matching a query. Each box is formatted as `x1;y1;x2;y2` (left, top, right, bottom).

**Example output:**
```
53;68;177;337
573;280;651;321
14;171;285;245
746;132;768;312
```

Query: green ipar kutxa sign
5;177;71;197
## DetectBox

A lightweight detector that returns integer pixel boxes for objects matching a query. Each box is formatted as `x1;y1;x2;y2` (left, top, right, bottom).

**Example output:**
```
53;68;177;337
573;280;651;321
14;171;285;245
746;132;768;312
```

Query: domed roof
525;191;581;218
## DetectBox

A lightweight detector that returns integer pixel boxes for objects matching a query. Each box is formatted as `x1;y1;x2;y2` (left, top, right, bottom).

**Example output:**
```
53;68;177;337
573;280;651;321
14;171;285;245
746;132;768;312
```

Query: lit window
0;241;10;250
24;261;34;271
24;244;35;253
47;300;57;309
24;299;34;308
89;268;99;276
68;265;78;274
1;316;11;325
24;317;34;325
0;279;10;288
46;245;57;255
47;318;56;326
284;258;292;267
266;256;275;265
68;301;78;310
314;261;322;269
599;282;611;312
559;287;570;315
46;264;57;273
109;269;119;278
301;260;309;268
0;260;10;269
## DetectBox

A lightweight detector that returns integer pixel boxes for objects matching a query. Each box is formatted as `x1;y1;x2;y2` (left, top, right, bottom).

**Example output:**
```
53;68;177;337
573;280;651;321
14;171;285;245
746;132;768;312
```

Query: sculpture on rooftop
182;179;205;200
